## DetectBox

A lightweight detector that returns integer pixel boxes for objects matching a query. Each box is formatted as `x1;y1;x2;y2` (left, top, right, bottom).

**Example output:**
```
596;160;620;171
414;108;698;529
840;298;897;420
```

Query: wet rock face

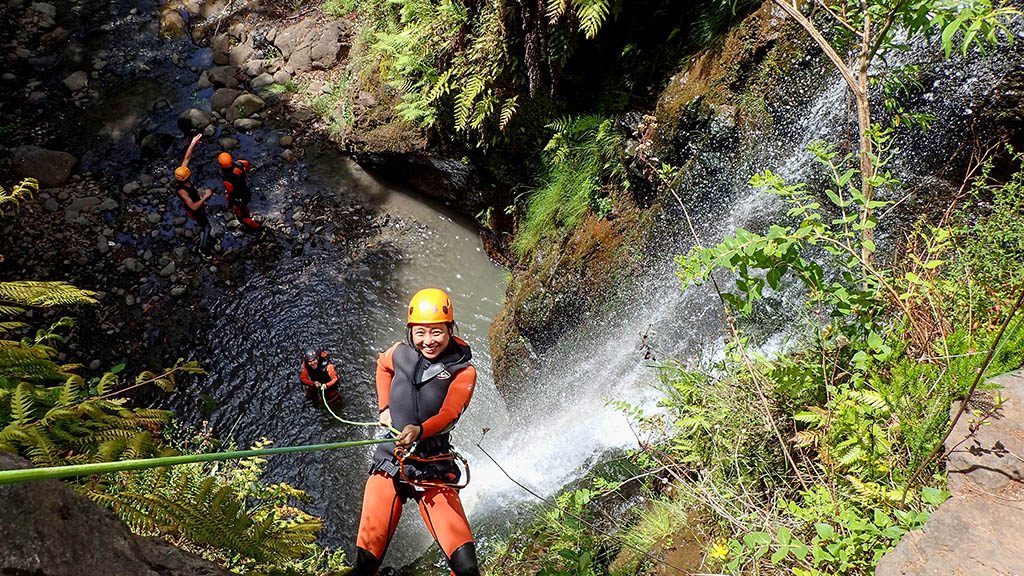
0;451;232;576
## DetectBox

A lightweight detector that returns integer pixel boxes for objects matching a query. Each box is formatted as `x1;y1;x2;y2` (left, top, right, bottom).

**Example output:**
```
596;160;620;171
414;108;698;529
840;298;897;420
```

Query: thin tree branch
772;0;863;97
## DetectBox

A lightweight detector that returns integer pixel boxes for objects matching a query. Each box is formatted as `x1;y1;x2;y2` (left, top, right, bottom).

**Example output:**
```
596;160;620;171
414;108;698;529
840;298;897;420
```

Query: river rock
96;236;109;254
123;182;141;195
228;37;254;67
177;108;211;134
225;93;264;122
159;262;176;277
160;9;185;37
233;118;262;131
252;72;274;89
140;132;175;158
211;33;231;66
272;69;291;85
279;134;293;147
197;70;212;89
11;146;76;187
43;197;59;212
31;1;56;17
281;149;296;162
171;285;187;297
210;87;241;112
218;137;239;150
97;198;119;211
63;196;100;222
63;71;88;91
147;213;161;224
207;65;240;89
123;257;143;272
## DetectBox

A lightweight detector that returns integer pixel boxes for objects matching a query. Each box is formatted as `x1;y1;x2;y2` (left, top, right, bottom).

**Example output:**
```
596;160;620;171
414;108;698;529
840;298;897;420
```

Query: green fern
0;281;97;308
0;178;38;219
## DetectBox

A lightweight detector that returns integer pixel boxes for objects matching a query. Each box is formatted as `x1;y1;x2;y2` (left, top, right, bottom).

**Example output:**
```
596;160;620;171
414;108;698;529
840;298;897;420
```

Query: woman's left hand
396;424;421;447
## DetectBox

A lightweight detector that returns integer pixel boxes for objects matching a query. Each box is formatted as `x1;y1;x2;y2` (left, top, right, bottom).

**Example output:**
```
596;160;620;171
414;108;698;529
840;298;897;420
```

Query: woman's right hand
378;408;392;428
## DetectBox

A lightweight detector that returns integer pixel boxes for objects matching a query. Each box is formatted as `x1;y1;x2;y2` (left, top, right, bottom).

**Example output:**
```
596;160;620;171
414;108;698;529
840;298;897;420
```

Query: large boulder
0;451;232;576
210;87;241;112
211;33;232;65
207;65;240;89
177;108;212;134
225;93;264;122
10;146;76;187
269;18;349;74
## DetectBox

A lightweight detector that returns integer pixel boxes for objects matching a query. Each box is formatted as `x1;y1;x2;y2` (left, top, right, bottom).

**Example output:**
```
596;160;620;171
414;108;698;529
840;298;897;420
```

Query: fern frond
574;0;612;39
0;178;38;218
546;0;569;21
0;305;26;317
499;96;518;130
0;341;62;380
0;281;98;308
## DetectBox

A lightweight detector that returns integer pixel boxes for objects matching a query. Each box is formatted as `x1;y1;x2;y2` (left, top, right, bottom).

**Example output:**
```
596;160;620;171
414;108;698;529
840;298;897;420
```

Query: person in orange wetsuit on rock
217;152;261;231
300;349;339;403
351;288;479;576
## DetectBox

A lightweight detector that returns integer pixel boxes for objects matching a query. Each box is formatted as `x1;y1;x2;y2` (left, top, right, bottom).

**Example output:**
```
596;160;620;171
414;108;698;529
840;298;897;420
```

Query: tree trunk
857;13;875;265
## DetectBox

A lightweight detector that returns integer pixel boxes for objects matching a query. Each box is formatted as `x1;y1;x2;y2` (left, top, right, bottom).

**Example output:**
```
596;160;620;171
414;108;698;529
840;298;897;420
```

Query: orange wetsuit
352;337;479;576
221;159;260;231
300;360;339;402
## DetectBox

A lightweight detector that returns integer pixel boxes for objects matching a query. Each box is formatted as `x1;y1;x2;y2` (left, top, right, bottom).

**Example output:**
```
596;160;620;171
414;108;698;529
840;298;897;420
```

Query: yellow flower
709;539;729;561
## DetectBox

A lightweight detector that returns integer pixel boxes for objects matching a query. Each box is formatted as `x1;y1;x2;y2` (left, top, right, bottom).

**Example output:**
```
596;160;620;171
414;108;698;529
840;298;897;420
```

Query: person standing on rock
351;288;480;576
217;152;261;232
174;134;214;257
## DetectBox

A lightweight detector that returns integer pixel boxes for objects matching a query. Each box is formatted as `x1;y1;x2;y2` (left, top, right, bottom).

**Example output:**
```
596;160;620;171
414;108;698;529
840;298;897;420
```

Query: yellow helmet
174;166;191;181
407;288;453;324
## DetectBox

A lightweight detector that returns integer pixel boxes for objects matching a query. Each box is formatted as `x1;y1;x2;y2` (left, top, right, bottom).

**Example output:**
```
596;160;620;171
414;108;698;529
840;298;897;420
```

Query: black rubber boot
350;547;383;576
448;542;480;576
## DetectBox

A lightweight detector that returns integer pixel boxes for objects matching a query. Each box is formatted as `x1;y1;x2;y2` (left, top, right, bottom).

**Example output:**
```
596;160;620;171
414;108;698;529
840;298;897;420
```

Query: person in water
173;133;214;257
300;349;339;403
352;288;479;576
217;152;261;232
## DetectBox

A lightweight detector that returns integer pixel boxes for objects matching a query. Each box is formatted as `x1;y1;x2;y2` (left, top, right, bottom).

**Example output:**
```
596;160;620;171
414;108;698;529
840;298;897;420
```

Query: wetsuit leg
417;487;478;576
229;192;262;230
353;472;404;573
192;211;211;253
229;199;261;231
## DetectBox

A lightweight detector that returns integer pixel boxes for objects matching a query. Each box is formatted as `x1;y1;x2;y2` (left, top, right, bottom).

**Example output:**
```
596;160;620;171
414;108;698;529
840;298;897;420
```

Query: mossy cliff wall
487;1;1024;394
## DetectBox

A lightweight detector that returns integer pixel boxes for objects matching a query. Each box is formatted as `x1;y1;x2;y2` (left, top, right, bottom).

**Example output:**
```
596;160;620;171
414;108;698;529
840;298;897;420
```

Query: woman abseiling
351;288;479;576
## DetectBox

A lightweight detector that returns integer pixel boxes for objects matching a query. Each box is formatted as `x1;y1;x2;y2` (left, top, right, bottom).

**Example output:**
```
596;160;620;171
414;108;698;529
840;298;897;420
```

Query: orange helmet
174;166;191;181
407;288;453;324
217;152;233;168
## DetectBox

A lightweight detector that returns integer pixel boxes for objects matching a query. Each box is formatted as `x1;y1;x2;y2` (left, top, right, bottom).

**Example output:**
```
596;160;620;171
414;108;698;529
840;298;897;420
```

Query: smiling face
410;323;451;360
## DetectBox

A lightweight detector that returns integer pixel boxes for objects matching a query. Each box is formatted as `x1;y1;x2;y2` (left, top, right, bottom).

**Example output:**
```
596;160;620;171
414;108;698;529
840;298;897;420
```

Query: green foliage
94;439;344;574
310;76;353;137
512;115;625;256
322;0;358;18
0;178;38;220
951;148;1024;310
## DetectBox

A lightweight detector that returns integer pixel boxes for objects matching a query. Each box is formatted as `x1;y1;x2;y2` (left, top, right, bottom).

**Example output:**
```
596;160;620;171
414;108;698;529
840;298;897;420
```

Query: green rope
0;436;394;486
320;386;400;435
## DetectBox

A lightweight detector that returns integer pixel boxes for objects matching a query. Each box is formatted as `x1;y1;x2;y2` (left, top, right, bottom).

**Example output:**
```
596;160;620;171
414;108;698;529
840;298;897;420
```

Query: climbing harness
394;444;471;490
318;387;470;490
